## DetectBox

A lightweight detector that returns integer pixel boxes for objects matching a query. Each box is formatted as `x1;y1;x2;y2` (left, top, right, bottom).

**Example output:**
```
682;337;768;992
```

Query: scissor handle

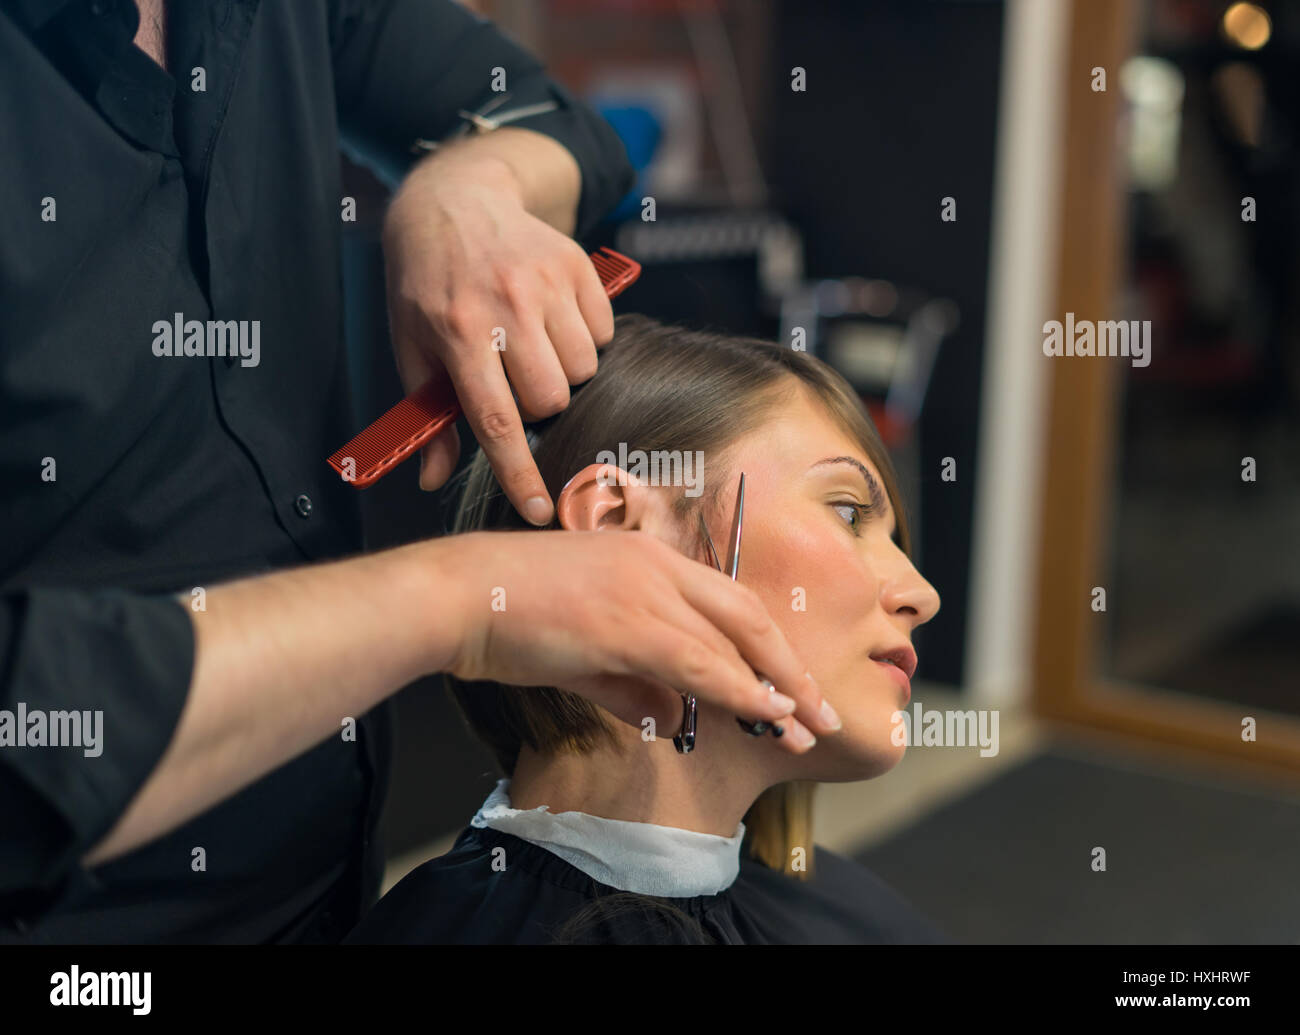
673;694;697;754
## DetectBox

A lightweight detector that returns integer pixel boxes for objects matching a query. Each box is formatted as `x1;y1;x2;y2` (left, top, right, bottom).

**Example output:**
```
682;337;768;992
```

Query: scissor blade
699;519;722;572
725;473;745;580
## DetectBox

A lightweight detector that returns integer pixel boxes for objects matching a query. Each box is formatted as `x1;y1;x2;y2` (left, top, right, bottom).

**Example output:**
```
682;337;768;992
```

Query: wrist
397;533;480;678
389;129;578;236
403;146;524;207
383;150;524;251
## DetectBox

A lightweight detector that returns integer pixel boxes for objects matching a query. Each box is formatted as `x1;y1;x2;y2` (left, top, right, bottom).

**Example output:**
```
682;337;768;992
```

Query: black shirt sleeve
0;588;194;921
326;0;636;241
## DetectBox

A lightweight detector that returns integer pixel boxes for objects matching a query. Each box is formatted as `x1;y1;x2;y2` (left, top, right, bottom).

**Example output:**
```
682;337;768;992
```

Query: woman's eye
832;502;862;533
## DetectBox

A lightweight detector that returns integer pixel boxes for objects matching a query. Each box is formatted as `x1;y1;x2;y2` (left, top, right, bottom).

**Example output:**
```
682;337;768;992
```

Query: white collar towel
471;778;746;898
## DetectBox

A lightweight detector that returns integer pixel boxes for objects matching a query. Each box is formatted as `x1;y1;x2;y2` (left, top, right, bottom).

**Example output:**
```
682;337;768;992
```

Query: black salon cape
347;825;951;945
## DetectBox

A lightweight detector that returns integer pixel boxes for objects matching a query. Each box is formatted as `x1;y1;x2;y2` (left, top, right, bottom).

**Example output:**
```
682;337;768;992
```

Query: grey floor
857;735;1300;944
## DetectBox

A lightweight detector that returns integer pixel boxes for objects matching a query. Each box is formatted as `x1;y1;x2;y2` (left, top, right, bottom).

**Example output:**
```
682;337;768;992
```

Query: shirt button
90;1;106;14
294;494;313;518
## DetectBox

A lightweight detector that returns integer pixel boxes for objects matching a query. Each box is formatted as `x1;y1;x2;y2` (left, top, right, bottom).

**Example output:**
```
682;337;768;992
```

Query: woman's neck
509;728;771;837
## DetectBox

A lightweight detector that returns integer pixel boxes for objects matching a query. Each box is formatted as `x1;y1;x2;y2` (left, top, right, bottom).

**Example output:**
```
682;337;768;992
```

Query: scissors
673;472;785;753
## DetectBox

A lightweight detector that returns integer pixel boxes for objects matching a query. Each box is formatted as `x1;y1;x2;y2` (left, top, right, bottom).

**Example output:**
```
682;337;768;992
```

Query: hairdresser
0;0;842;943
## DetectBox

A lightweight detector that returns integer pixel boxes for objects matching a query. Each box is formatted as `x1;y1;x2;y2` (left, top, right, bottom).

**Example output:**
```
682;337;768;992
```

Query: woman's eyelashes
831;500;879;536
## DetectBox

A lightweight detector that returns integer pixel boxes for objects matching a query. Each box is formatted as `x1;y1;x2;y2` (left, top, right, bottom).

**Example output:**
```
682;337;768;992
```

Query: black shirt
345;825;952;944
0;0;634;942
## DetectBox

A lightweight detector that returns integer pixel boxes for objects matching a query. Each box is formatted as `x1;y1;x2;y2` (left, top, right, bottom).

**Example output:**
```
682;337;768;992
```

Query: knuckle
391;280;423;314
439;302;477;339
569;351;599;384
676;640;713;685
531;383;570;415
735;586;771;635
496;269;532;305
566;238;591;265
565;244;594;282
603;610;643;665
538;259;567;291
591;310;615;346
608;640;639;675
474;408;518;444
590;288;616;331
505;467;544;499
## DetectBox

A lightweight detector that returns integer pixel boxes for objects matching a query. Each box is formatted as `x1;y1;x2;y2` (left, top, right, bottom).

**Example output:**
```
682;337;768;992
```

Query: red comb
327;246;640;488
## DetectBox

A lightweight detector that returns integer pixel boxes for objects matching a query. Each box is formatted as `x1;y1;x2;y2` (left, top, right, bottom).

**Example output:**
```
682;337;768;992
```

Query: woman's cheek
758;534;876;714
751;523;816;634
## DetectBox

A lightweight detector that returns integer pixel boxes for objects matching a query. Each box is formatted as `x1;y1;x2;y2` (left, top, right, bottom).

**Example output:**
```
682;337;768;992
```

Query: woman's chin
794;723;907;782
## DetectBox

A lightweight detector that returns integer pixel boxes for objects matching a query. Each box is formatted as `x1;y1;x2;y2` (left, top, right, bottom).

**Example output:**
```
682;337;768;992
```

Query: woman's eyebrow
809;456;885;508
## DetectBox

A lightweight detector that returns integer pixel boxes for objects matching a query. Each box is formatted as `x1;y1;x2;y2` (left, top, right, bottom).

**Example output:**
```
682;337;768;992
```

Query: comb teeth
591;246;640;298
327;246;641;489
327;376;460;487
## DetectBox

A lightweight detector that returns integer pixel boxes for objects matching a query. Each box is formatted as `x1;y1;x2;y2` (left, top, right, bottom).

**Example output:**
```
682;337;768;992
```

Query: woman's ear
557;463;642;531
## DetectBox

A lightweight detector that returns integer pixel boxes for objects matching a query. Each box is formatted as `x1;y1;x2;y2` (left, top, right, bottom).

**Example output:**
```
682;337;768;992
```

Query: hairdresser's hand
382;149;613;525
443;530;841;752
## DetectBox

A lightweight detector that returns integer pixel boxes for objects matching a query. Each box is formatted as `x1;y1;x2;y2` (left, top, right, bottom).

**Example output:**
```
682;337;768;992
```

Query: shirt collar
471;778;745;898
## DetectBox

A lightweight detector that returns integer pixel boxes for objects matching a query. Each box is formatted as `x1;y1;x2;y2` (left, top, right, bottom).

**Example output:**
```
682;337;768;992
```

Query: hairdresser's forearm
82;539;460;866
396;126;582;236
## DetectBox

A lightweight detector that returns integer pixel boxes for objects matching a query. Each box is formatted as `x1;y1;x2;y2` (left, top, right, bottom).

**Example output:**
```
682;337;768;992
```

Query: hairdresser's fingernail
770;692;797;717
791;720;816;749
523;496;552;526
819;699;842;731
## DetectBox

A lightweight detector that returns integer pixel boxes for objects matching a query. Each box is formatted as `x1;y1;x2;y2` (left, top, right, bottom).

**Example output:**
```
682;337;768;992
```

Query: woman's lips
874;658;911;703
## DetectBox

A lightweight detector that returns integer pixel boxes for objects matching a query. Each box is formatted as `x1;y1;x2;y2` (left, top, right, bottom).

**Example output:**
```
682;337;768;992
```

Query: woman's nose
880;562;941;627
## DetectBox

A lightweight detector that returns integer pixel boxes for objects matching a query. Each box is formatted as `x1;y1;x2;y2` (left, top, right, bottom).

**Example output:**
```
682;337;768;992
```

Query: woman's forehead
731;400;881;480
